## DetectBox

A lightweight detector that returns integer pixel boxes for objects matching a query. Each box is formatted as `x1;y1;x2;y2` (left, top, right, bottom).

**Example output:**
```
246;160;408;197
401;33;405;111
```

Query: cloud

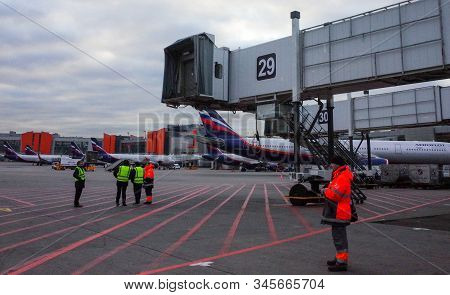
0;0;448;137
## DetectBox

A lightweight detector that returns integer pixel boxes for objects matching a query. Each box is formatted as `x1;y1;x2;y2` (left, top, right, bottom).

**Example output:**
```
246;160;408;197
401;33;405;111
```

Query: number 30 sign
257;53;276;81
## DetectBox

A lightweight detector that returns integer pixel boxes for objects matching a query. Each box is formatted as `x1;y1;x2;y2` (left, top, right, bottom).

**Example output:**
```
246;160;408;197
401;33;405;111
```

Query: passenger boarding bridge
161;0;450;203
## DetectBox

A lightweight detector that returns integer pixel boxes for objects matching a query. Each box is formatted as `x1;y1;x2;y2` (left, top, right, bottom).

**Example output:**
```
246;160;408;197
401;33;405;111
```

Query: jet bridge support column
348;93;354;169
291;11;301;173
327;96;335;162
366;132;372;170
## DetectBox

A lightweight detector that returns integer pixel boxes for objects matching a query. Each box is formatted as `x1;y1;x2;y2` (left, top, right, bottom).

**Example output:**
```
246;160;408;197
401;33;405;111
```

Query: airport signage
318;110;328;125
256;53;276;81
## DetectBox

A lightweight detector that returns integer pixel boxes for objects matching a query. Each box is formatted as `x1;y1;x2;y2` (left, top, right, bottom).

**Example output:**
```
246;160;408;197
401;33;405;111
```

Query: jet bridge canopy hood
162;33;215;106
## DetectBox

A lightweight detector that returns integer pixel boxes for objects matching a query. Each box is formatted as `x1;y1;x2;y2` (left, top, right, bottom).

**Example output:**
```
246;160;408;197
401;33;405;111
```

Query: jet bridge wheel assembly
287;184;323;206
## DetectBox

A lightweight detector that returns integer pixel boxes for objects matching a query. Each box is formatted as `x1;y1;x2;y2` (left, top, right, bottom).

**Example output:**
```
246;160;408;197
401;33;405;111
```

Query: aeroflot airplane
341;140;450;164
90;138;175;167
23;145;66;163
3;142;46;164
202;146;278;170
198;110;449;165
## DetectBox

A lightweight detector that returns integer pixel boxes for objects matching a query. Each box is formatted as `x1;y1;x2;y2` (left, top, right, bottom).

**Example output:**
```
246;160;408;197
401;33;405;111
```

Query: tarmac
0;161;449;275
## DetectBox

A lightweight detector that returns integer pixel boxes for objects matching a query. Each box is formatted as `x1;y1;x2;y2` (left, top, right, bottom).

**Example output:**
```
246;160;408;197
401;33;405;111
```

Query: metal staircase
286;106;367;204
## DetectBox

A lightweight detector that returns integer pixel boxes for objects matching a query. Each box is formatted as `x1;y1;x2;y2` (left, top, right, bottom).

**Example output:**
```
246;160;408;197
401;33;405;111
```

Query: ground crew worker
143;163;155;204
114;160;131;206
73;161;86;208
130;162;144;205
321;155;357;272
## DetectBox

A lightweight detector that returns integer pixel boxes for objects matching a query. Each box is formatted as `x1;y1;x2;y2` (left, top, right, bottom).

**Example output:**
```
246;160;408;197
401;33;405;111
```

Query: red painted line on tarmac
17;187;112;203
356;204;381;215
0;206;115;238
219;184;255;255
272;183;315;232
372;191;425;204
5;184;186;211
138;196;450;275
363;200;396;212
0;195;35;207
0;184;199;233
72;185;233;275
148;185;246;270
5;188;113;211
404;190;449;200
367;196;409;209
0;184;199;225
0;193;114;225
6;186;212;274
369;192;421;206
0;186;207;256
264;184;278;241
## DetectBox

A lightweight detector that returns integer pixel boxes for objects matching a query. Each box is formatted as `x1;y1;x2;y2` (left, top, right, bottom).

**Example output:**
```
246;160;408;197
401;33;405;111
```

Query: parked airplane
23;145;63;163
90;138;175;167
2;142;44;164
202;146;278;171
198;110;388;166
341;140;450;164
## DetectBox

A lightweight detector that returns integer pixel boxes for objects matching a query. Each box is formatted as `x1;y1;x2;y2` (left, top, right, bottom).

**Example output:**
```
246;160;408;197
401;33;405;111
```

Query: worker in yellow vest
113;160;131;206
73;161;86;208
130;162;144;205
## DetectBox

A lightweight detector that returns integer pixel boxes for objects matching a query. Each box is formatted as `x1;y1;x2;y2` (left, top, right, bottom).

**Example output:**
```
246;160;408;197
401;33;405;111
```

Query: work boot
327;258;337;266
116;202;119;207
328;263;347;272
122;203;127;206
74;204;83;208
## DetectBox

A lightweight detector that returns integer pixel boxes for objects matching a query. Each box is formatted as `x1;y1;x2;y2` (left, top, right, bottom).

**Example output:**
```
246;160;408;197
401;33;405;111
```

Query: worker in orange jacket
321;155;357;272
143;163;155;204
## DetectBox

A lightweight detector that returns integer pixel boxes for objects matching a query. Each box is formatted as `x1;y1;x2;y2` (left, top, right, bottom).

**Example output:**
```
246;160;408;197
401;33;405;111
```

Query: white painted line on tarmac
189;261;214;267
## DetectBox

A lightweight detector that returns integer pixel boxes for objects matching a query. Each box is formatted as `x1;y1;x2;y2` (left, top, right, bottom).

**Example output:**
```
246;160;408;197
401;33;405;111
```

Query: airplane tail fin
70;142;84;158
24;145;38;156
90;138;109;156
3;142;19;158
199;109;240;139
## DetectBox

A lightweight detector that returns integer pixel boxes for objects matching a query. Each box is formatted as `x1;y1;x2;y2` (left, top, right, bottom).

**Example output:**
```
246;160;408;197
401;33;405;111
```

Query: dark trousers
144;185;153;198
133;183;143;204
74;181;84;206
331;225;348;261
116;181;128;205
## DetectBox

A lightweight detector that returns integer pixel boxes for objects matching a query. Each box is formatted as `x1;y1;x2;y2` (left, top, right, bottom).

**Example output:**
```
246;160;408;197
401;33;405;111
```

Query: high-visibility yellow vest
75;166;85;181
134;167;144;184
117;165;131;182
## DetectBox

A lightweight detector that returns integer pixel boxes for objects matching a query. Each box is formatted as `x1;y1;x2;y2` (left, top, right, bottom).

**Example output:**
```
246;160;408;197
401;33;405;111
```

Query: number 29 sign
257;53;276;81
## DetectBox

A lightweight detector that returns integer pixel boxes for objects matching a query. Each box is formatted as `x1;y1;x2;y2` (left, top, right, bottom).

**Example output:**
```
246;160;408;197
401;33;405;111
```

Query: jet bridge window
215;62;223;79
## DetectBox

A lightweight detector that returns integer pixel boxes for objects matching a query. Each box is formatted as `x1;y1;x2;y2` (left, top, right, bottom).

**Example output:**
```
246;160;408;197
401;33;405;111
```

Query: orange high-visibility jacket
144;164;154;179
322;165;353;224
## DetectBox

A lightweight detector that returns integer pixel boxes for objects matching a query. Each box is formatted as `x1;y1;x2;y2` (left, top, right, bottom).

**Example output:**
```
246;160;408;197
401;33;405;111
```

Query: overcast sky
1;0;448;137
